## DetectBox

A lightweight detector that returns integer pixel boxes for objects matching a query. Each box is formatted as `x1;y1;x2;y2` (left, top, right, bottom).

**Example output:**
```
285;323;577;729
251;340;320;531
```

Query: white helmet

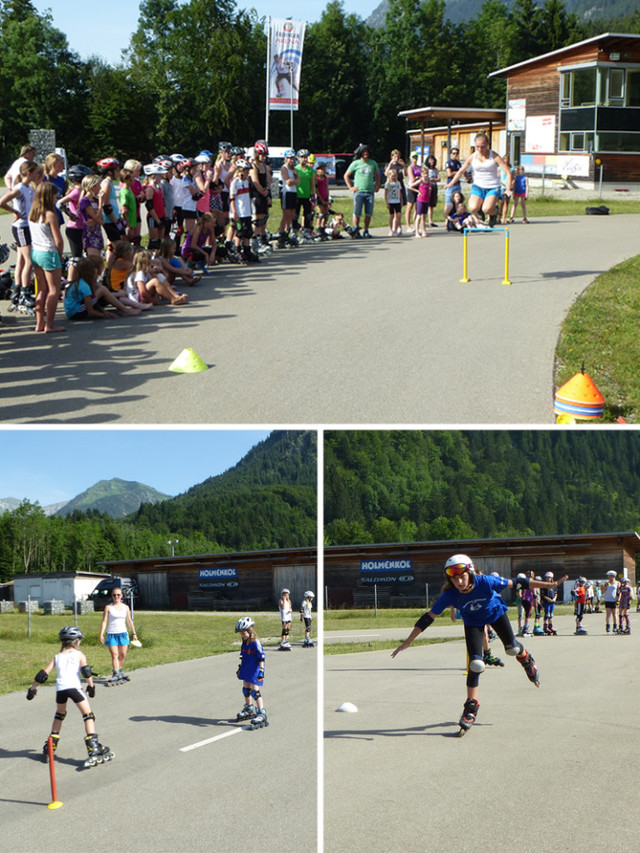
444;554;475;575
281;588;290;595
606;570;618;577
235;616;255;633
144;163;166;175
236;158;250;170
304;590;315;599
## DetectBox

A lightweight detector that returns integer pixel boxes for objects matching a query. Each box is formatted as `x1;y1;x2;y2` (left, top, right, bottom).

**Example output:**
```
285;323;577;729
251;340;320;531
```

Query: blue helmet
284;148;296;158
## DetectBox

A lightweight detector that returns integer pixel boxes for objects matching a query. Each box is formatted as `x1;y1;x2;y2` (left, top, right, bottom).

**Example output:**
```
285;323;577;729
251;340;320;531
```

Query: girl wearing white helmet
603;570;620;633
234;617;268;727
300;591;315;647
392;554;567;734
278;588;293;650
618;577;634;634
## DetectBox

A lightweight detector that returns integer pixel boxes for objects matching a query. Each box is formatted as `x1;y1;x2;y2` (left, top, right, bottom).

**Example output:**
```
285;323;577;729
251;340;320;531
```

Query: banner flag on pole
269;18;306;111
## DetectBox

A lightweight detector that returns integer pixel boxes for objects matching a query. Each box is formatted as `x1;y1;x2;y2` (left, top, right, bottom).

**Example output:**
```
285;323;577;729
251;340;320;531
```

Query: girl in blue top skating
392;554;567;734
235;617;268;727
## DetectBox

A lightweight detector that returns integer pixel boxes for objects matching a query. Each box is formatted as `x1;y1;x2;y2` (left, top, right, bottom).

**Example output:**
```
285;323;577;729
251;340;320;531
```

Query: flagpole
265;17;271;143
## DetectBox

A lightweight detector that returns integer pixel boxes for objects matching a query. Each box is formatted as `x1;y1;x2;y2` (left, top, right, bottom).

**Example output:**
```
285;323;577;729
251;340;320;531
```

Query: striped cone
554;371;604;420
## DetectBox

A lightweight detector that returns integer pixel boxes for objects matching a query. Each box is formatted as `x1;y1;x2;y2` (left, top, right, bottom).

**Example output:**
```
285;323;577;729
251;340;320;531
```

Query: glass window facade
559;67;640;153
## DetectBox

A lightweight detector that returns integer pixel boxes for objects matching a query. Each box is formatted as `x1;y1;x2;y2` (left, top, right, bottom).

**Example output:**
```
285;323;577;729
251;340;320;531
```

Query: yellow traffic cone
169;348;208;373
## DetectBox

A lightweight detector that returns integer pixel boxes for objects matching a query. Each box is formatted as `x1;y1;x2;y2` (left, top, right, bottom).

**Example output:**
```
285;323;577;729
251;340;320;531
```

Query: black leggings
464;613;517;687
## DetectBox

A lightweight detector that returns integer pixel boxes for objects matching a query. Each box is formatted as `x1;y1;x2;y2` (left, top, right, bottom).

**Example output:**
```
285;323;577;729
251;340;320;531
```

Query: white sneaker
396;228;403;236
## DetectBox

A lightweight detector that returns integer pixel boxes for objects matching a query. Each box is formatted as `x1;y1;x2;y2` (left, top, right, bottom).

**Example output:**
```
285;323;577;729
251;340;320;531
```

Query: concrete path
324;612;638;853
1;645;317;853
0;213;636;424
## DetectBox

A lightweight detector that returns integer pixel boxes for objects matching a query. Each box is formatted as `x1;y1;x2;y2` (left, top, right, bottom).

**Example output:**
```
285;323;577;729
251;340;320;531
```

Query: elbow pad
145;198;155;211
34;669;48;684
414;612;434;632
515;573;530;590
103;204;113;215
192;191;204;201
80;665;93;678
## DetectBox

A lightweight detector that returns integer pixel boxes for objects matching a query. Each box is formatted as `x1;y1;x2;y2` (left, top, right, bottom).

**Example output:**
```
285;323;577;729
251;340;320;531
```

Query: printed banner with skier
269;18;306;111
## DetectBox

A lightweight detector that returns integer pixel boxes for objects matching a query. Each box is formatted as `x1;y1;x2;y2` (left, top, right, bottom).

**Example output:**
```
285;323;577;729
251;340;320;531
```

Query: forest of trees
0;431;317;579
324;431;640;544
1;0;639;166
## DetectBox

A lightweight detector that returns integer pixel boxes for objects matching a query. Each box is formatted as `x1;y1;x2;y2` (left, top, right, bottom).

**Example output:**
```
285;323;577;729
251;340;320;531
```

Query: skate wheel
457;727;467;737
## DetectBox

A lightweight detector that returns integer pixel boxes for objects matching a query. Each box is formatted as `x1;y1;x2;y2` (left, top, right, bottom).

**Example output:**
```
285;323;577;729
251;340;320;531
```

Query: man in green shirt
344;145;380;238
295;148;316;240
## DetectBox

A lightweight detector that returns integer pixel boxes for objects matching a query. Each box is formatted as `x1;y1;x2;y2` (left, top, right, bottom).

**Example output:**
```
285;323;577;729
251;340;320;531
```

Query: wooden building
324;532;640;608
489;32;640;184
97;546;317;611
399;106;506;168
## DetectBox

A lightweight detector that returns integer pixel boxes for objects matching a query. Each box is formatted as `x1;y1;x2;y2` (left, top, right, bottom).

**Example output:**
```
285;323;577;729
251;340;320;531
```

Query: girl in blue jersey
392;554;567;730
235;617;267;726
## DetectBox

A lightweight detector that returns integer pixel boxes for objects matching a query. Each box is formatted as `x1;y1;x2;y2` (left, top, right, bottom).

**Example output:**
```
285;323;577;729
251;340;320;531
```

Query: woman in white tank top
445;132;513;223
99;587;138;682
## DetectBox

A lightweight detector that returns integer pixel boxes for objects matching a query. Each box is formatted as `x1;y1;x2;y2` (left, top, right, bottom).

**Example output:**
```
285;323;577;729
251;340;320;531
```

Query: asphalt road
2;644;317;853
324;612;639;853
1;213;636;424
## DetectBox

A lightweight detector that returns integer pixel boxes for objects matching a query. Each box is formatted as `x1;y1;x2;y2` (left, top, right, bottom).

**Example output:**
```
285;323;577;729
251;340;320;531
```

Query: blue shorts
353;191;374;219
105;632;129;647
31;249;61;270
470;185;500;201
445;183;461;205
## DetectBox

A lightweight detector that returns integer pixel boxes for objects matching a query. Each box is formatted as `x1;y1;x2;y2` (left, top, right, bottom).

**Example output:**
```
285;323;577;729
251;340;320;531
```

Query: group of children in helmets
27;588;316;759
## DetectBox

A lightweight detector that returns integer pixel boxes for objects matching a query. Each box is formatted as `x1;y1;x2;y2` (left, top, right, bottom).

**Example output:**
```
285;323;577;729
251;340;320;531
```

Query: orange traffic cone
554;369;604;420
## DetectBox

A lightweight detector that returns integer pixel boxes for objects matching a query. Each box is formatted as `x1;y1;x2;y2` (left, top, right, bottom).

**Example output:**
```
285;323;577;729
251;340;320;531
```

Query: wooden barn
489;32;640;184
324;532;640;609
97;546;317;612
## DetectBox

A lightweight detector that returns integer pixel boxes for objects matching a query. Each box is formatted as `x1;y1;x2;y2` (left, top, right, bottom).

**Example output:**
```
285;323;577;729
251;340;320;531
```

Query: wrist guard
103;204;113;215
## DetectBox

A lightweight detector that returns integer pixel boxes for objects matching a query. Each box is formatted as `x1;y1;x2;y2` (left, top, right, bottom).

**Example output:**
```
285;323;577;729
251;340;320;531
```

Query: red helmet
254;141;269;155
96;157;120;172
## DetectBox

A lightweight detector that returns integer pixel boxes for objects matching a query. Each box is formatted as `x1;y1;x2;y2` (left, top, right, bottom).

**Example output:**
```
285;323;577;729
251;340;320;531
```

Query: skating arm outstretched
391;611;436;658
509;574;568;591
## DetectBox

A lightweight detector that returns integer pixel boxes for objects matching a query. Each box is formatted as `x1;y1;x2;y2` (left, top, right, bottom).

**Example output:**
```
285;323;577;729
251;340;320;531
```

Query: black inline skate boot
458;699;479;736
42;733;60;763
83;734;114;768
236;704;256;722
516;649;540;686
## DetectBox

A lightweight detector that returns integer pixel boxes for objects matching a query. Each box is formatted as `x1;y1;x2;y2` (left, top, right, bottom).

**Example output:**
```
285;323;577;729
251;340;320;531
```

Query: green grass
0;609;287;696
554;254;640;422
324;636;457;655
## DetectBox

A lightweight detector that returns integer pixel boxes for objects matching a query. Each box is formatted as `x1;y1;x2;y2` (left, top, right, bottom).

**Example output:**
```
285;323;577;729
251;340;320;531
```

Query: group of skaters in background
515;569;637;637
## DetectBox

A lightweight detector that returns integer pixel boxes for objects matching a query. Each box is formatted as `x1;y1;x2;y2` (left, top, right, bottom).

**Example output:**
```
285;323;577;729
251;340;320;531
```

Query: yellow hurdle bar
460;227;511;285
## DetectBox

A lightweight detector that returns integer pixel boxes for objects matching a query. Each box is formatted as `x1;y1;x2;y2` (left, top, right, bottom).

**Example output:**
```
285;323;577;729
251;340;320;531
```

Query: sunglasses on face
445;564;469;577
112;593;122;598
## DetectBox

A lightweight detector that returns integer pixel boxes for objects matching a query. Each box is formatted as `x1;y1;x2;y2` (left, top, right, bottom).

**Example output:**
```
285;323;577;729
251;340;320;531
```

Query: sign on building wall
526;115;556;153
360;559;414;584
199;567;238;589
508;99;526;131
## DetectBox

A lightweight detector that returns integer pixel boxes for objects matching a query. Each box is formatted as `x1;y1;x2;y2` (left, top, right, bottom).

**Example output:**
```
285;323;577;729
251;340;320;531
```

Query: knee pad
242;686;251;698
83;711;96;724
505;642;524;657
54;710;67;722
469;657;485;674
251;689;261;701
282;627;289;637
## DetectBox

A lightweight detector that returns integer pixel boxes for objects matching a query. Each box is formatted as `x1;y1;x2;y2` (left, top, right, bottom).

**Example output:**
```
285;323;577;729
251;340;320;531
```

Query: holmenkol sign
199;567;238;580
199;567;238;588
360;559;413;573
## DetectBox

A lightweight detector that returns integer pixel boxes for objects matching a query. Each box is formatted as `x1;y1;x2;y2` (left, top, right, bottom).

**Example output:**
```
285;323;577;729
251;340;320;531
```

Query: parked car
87;576;139;610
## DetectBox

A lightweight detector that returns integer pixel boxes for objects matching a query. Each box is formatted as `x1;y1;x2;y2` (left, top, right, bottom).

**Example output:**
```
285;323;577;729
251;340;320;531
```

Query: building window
628;71;640;106
597;132;640;152
572;68;596;106
559;131;594;152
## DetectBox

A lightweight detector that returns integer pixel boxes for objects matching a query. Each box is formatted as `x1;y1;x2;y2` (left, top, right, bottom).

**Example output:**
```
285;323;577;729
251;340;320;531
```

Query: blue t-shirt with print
430;574;510;626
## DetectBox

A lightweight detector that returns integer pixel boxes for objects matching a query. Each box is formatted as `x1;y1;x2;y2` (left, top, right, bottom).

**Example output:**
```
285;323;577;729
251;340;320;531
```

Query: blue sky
33;0;380;65
0;429;274;507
